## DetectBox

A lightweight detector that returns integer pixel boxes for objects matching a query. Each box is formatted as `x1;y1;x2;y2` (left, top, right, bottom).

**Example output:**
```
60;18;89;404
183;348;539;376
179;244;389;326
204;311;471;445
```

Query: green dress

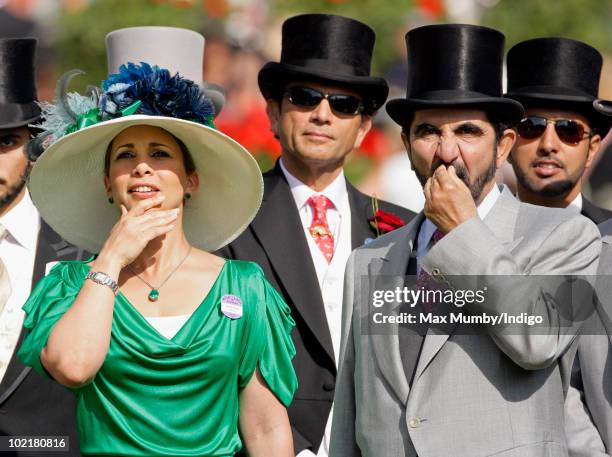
18;259;297;456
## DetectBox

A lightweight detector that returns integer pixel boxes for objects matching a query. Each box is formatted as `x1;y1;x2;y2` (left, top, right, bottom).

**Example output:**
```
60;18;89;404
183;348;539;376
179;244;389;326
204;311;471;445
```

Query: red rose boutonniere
368;197;406;237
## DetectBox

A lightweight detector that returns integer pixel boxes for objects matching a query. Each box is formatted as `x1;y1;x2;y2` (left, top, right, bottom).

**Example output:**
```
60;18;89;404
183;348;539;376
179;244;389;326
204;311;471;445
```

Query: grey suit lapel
414;186;520;382
369;213;424;404
480;186;520;244
596;232;612;347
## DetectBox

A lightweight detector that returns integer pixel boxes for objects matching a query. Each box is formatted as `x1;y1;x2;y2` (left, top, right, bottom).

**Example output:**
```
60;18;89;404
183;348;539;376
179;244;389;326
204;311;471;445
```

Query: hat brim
504;92;612;138
0;114;40;130
28;115;263;253
258;62;389;112
386;96;524;126
0;102;40;129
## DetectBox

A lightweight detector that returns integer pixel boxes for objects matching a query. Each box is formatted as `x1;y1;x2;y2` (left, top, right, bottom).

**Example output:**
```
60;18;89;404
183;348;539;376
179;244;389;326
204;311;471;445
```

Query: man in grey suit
564;222;612;456
502;38;612;456
564;219;612;457
329;24;601;457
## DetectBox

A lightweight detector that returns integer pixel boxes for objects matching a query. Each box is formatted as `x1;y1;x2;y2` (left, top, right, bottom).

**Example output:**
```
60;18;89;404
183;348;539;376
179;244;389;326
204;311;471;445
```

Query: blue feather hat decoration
100;62;215;126
29;62;216;160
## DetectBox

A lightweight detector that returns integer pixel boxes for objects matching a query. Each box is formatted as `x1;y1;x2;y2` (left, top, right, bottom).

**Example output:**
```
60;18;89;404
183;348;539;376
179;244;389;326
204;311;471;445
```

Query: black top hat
258;14;388;113
505;37;612;137
386;24;523;126
0;38;40;129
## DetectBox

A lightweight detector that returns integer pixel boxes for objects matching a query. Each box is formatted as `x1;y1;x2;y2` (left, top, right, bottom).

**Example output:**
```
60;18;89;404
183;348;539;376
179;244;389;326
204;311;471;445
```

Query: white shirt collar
567;193;583;213
279;157;347;211
476;183;502;219
0;190;39;250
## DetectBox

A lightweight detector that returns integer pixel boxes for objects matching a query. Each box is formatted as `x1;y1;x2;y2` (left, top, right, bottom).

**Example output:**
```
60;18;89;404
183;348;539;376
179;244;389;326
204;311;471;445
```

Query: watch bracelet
85;270;119;295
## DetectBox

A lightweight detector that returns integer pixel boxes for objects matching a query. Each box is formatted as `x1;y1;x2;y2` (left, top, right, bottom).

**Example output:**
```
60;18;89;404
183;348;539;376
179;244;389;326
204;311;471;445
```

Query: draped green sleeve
18;261;87;378
237;263;298;407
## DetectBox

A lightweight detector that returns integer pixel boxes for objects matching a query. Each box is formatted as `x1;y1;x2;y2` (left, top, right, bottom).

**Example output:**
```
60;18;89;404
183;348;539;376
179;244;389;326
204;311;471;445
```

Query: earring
108;197;114;204
185;193;191;200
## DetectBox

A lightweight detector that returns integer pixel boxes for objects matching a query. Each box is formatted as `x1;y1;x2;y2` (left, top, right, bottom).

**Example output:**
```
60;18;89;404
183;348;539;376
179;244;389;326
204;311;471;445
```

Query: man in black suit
504;37;612;223
218;14;414;457
0;38;86;457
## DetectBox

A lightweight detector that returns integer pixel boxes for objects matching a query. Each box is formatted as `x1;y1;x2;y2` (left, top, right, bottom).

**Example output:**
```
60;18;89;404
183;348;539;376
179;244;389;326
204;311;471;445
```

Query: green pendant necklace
127;246;193;302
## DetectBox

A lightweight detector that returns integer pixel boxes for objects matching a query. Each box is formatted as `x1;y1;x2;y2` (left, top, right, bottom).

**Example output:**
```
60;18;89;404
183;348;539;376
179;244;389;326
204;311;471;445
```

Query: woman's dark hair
103;129;197;177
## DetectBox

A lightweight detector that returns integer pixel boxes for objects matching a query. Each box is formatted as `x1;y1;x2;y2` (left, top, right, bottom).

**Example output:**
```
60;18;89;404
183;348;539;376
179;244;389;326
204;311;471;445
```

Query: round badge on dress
220;294;243;319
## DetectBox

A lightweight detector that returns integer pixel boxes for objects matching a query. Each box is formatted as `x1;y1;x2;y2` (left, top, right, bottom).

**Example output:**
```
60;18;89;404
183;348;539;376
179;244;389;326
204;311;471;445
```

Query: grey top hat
106;26;225;116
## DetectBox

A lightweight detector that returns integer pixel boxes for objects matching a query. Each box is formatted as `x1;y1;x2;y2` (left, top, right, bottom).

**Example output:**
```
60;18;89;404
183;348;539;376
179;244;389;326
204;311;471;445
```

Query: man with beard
505;38;612;223
329;24;601;457
0;38;86;456
504;38;612;456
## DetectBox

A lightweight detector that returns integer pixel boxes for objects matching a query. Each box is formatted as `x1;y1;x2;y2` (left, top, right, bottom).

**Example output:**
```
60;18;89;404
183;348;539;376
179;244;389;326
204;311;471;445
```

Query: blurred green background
53;0;612;84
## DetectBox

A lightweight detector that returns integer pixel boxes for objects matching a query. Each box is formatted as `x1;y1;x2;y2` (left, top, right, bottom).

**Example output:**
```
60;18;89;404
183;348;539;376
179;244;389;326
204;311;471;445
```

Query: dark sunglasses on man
516;116;593;145
284;86;365;115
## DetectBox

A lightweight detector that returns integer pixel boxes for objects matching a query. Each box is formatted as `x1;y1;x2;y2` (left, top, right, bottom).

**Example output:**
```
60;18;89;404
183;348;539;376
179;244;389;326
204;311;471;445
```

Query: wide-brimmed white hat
28;27;262;252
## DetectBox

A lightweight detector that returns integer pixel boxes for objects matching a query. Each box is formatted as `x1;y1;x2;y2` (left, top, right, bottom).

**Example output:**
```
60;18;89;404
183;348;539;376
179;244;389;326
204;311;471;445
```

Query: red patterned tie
307;195;335;263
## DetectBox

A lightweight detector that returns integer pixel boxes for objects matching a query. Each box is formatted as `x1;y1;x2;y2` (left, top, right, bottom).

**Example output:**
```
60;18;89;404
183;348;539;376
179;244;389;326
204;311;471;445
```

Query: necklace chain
127;246;193;301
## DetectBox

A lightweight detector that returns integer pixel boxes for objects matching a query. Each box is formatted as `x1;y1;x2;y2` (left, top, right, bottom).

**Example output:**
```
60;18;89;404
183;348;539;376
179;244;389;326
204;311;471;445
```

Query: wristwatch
85;271;119;295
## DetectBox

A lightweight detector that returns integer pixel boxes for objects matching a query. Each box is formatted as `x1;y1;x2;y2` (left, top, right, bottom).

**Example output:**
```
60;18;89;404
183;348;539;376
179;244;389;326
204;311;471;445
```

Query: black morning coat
0;220;89;457
218;161;415;454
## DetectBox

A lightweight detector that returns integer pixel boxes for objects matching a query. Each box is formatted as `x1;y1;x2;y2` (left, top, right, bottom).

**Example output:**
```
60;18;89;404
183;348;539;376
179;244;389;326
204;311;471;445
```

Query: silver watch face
86;271;117;294
94;272;105;282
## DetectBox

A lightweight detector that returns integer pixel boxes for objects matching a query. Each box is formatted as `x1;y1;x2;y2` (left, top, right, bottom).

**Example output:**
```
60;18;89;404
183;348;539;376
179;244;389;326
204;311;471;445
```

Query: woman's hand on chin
99;194;179;268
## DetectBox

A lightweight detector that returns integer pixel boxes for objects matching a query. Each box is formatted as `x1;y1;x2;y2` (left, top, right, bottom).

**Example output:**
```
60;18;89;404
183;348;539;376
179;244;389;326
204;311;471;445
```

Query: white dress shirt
566;193;583;213
279;159;352;457
416;184;501;273
513;191;583;213
0;190;40;382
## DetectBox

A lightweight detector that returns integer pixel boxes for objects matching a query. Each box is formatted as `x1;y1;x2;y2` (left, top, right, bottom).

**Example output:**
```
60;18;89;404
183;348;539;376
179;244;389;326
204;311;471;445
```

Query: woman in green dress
18;27;297;456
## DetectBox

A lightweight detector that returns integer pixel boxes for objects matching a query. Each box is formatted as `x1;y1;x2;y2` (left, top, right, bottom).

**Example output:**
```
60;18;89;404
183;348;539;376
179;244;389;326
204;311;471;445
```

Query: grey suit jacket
330;186;601;457
565;220;612;457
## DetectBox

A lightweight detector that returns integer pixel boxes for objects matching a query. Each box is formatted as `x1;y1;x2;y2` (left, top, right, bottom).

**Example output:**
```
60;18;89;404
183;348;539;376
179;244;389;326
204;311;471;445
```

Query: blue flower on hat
99;62;215;126
28;63;218;160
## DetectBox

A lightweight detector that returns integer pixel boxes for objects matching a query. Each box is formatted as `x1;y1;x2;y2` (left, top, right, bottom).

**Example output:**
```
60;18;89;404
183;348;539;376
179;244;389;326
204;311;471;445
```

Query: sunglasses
284;86;364;115
516;116;592;145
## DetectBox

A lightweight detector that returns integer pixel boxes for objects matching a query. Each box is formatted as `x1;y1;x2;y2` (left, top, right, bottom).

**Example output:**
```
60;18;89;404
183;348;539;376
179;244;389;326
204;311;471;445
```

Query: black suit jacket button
322;381;335;392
